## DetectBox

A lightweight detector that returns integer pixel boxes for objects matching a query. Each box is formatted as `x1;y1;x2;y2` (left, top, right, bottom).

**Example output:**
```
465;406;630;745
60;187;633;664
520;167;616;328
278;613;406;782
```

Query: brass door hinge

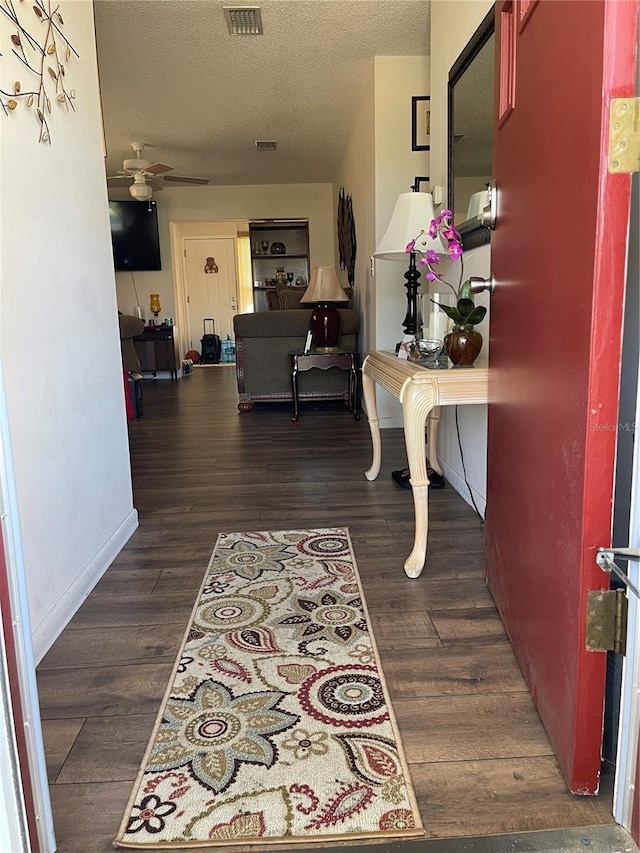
586;589;628;655
609;98;640;173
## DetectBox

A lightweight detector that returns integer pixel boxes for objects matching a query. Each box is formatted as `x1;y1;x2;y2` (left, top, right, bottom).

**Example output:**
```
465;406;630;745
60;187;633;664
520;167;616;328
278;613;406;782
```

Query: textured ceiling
94;0;431;188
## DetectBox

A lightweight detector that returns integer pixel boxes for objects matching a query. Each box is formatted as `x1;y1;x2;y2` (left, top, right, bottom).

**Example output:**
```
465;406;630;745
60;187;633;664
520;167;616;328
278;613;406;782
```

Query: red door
486;0;638;794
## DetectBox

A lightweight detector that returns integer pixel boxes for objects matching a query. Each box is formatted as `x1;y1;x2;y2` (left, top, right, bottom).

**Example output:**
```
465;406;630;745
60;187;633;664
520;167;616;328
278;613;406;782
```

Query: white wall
114;183;334;320
0;1;137;661
430;0;493;513
333;72;376;360
373;56;430;425
334;55;431;425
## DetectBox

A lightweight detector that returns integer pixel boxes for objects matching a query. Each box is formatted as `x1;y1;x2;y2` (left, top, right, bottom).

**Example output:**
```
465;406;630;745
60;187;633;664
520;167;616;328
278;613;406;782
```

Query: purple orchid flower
448;241;463;260
405;207;467;303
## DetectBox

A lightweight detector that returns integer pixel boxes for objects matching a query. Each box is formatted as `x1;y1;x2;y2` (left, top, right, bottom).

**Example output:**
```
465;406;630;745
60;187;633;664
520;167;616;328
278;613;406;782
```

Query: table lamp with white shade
300;266;349;351
373;189;445;340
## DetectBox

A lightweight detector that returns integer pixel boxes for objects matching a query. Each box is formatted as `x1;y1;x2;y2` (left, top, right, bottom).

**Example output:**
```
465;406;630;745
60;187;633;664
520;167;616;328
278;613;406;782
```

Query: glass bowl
407;339;444;362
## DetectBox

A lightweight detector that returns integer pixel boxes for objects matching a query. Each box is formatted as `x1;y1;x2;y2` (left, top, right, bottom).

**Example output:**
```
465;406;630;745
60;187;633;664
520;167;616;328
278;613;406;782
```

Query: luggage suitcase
200;318;222;364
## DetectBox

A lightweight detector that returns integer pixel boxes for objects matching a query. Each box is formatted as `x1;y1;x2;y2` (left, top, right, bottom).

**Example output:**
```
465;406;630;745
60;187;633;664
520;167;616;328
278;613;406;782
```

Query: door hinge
586;589;628;655
609;98;640;174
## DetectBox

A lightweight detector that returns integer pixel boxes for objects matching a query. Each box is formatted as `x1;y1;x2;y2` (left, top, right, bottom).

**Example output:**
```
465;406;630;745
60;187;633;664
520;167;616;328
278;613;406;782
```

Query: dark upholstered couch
233;309;360;412
265;284;353;311
119;314;145;372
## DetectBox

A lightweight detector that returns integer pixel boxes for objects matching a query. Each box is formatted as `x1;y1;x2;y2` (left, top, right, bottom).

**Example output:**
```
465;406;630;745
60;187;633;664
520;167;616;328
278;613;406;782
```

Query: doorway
169;221;253;368
183;237;238;351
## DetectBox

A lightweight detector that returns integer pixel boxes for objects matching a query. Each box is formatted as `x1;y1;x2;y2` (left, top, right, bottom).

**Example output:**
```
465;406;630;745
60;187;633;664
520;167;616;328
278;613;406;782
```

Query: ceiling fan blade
106;175;132;181
145;162;173;175
162;174;209;185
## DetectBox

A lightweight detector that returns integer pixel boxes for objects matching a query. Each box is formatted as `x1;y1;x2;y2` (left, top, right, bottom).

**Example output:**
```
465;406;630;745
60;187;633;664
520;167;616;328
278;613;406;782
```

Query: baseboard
32;508;139;664
441;460;487;518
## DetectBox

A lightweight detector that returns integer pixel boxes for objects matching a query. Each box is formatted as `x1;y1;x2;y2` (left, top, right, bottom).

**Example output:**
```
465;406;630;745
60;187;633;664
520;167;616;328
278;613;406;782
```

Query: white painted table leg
362;368;381;481
427;406;442;475
402;384;435;578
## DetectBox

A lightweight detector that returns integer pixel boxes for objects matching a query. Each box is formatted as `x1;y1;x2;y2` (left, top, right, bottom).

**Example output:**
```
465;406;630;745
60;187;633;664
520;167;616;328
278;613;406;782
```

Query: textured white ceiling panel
95;0;431;186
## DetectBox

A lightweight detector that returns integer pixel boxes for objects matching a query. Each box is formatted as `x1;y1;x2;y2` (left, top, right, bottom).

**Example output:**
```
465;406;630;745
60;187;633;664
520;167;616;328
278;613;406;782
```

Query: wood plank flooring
37;366;615;852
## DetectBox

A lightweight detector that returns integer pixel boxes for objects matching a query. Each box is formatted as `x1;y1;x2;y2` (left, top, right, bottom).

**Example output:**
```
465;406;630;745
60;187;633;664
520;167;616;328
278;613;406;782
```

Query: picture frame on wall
411;96;431;151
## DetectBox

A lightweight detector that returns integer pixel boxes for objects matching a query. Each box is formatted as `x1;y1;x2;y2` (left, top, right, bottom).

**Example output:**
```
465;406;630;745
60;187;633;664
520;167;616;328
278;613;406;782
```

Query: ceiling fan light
129;181;153;201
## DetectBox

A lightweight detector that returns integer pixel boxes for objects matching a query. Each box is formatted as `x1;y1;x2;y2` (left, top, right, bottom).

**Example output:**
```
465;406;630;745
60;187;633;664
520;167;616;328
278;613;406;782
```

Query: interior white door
183;238;238;350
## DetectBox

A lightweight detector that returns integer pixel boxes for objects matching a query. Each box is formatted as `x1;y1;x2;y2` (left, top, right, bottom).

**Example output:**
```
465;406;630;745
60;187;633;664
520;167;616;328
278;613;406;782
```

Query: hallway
37;367;616;852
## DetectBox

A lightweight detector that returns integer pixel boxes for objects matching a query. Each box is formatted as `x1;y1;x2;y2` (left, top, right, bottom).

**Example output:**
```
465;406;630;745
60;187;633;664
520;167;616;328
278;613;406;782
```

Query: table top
135;324;174;337
363;350;489;405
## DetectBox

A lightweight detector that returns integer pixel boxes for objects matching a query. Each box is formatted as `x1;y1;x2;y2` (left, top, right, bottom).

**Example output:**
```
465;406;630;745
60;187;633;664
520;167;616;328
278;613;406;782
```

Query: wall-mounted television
108;199;162;271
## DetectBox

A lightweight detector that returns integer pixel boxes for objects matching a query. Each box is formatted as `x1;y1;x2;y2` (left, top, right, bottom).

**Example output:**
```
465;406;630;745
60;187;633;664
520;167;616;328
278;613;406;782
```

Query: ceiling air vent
224;6;263;35
255;140;277;151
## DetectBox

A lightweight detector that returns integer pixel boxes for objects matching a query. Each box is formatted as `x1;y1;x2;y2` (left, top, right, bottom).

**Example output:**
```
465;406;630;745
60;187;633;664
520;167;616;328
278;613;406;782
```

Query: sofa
119;313;145;372
233;308;360;412
265;284;354;311
118;313;145;419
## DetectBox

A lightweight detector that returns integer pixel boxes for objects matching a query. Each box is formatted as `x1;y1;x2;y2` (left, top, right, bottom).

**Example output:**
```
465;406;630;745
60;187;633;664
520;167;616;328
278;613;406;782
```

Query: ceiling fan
106;142;209;201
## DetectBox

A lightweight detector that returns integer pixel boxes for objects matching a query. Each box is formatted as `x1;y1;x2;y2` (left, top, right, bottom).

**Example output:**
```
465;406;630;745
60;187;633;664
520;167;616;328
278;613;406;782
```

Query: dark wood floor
37;366;615;852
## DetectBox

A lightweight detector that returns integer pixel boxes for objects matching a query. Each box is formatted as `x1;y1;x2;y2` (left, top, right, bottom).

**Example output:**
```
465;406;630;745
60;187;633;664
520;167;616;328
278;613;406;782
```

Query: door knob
469;274;496;296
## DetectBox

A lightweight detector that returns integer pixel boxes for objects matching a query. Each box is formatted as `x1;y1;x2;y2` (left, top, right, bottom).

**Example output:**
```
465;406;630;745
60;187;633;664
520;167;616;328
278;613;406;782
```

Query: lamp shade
301;266;349;304
374;191;445;260
300;267;348;351
466;188;489;221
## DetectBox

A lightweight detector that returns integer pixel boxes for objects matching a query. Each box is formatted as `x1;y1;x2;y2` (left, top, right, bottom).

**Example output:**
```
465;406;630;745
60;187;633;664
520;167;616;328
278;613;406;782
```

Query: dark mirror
448;9;495;249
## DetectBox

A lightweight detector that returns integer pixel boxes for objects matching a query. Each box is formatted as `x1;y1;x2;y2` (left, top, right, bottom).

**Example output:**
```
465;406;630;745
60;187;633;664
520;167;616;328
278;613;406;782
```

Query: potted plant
407;210;487;366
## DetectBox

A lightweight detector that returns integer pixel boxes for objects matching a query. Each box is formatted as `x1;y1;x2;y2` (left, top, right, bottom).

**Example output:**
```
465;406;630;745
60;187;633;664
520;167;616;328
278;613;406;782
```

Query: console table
361;350;489;578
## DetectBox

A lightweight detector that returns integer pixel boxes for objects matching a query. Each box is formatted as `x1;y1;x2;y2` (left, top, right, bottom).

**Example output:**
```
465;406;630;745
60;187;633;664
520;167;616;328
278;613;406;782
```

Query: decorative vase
149;293;161;324
444;326;483;366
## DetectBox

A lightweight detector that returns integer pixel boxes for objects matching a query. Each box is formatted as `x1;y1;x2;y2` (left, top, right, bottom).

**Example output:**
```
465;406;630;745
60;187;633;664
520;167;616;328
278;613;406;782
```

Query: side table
290;351;360;422
133;325;177;381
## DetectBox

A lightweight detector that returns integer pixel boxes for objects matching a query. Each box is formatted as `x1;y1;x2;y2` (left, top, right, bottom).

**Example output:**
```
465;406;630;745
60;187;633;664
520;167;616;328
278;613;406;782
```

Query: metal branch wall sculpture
0;0;79;143
337;187;357;287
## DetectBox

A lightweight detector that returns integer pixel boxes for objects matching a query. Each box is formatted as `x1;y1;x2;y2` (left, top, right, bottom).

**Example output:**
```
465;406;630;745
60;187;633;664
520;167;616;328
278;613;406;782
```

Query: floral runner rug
114;528;424;849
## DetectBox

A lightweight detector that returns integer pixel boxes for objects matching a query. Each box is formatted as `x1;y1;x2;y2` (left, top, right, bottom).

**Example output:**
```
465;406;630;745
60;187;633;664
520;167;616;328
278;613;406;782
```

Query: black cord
454;405;485;523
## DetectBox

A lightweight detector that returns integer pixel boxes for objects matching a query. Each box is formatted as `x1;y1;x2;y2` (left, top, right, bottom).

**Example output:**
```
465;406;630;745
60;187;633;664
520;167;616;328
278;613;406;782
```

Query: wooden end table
290;350;360;422
133;325;177;381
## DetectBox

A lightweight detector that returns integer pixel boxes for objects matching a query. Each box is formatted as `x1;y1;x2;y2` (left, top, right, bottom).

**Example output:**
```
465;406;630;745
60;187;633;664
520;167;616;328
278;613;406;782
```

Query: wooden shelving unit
249;219;310;311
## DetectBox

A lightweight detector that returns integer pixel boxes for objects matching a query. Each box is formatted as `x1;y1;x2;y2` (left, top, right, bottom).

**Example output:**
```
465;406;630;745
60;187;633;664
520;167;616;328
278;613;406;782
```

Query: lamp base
310;302;341;350
401;252;421;338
